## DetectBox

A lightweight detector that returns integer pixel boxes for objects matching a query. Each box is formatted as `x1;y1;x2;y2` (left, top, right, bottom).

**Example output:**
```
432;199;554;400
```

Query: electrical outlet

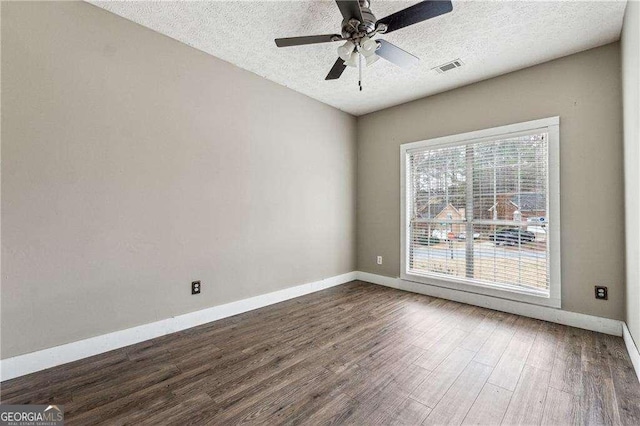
377;256;383;265
595;286;607;300
192;280;201;295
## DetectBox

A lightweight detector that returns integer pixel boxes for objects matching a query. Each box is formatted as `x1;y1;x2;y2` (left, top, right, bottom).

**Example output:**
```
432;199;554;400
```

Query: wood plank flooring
2;281;639;425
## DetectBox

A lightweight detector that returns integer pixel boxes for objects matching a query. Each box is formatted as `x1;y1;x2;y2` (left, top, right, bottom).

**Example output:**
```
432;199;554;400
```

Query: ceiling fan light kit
344;51;359;67
360;37;378;57
365;54;380;67
274;0;453;90
338;40;356;61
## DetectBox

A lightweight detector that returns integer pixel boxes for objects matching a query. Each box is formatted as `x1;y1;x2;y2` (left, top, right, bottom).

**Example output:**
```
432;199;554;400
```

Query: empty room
1;0;640;424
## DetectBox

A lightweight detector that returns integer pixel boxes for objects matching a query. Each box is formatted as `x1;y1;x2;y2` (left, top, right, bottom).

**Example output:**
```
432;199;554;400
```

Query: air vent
433;59;463;74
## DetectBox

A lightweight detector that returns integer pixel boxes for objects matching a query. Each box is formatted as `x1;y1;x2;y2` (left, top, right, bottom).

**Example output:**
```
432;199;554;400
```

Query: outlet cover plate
595;286;607;300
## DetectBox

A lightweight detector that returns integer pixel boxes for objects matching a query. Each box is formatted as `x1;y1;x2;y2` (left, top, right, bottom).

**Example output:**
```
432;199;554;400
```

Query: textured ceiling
89;0;627;116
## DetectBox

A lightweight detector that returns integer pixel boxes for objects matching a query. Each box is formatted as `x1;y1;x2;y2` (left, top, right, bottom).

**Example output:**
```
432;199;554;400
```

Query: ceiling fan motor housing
342;0;377;39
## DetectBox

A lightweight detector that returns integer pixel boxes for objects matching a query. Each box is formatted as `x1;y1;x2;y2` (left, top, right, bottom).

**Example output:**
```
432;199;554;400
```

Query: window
400;117;560;307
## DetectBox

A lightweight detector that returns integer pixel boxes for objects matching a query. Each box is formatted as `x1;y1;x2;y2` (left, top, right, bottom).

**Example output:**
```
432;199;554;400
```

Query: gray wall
357;43;625;320
1;2;356;359
623;1;640;344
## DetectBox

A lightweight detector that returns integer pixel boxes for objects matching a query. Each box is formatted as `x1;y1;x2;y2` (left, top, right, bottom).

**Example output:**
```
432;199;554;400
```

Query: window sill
401;270;561;308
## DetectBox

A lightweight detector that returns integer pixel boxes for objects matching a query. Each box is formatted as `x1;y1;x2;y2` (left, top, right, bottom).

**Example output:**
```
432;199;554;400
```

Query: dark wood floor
2;281;639;425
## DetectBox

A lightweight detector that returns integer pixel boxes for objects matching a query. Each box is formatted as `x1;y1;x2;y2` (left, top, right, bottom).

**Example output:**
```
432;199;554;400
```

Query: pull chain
358;51;363;91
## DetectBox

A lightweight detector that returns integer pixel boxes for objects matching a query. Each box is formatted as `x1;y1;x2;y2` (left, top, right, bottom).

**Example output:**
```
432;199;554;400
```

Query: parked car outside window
489;228;535;246
458;232;480;240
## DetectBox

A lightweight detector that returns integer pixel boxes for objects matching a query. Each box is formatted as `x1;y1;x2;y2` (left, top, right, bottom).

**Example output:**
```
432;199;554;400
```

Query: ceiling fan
274;0;453;90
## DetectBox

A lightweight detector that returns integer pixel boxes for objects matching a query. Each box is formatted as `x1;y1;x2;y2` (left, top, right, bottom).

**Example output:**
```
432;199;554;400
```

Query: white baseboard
623;323;640;383
1;271;630;382
0;271;357;382
357;271;623;336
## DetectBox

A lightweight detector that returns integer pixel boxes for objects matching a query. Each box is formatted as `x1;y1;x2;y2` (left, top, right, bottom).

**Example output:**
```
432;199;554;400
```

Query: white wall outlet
377;256;383;265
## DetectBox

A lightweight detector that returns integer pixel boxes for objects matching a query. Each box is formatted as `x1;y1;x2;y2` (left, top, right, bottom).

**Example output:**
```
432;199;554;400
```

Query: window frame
400;117;561;308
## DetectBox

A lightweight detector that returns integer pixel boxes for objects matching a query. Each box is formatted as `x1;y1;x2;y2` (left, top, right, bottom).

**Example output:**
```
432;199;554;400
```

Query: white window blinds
407;132;549;294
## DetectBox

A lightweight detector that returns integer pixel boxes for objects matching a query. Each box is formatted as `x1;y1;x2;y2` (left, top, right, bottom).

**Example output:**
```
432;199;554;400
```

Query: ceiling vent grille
433;59;463;74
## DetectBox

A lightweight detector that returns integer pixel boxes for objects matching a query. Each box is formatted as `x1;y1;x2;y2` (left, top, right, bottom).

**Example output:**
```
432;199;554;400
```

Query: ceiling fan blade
335;0;363;22
377;1;453;34
376;40;420;68
275;34;342;48
325;58;347;80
